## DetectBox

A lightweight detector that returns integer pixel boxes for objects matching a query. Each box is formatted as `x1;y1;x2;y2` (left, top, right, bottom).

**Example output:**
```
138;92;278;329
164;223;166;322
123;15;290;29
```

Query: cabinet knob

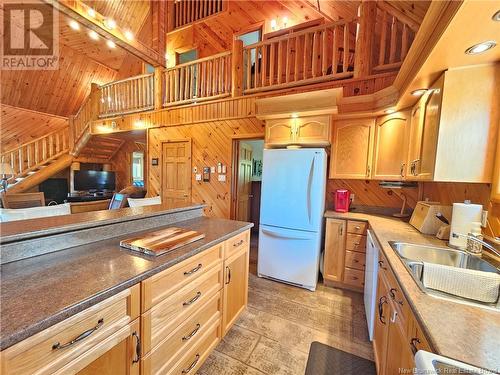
355;226;361;230
410;338;421;355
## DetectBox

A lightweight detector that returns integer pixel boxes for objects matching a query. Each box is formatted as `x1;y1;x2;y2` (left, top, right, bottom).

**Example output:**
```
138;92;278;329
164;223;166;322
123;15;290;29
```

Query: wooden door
330;119;375;179
373;112;410;180
222;247;249;335
295;115;331;146
236;143;253;221
161;140;191;208
265;119;294;146
373;272;390;375
77;320;140;375
323;218;346;282
406;97;425;179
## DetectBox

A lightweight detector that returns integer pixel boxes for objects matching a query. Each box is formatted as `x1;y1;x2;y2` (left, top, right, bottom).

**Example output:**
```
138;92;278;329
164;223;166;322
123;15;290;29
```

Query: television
74;170;116;191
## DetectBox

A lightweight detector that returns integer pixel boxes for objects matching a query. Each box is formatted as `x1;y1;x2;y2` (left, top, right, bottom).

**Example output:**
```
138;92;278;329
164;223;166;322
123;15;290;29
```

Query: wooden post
231;39;244;97
354;1;377;78
68;115;75;154
89;83;100;120
154;66;163;110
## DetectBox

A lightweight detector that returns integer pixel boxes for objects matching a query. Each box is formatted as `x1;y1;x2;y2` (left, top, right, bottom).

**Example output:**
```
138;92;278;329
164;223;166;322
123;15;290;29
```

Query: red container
334;189;350;212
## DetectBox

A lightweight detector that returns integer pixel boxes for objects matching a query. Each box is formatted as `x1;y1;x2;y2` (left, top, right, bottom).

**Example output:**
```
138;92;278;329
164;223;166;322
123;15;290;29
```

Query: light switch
222;165;226;173
217;162;222;173
210;166;216;173
218;174;226;182
193;167;198;173
195;174;202;181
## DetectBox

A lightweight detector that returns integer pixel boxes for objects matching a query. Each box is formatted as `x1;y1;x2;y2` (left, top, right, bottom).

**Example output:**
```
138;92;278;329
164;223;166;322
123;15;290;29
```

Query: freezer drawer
257;225;321;291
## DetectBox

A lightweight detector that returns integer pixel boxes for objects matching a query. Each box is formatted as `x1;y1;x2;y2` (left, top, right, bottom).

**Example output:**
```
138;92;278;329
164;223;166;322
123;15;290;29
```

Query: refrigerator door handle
306;157;315;224
261;228;312;240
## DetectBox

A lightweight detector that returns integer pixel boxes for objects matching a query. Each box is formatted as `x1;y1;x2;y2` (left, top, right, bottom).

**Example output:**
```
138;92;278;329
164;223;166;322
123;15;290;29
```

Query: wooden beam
47;0;164;67
152;0;167;60
354;1;377;78
231;39;244;97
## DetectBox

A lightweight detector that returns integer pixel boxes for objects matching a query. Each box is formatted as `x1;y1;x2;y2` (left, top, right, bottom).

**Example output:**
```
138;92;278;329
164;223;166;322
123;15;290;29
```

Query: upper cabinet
330;118;375;179
492;123;500;203
372;111;411;180
265;115;330;148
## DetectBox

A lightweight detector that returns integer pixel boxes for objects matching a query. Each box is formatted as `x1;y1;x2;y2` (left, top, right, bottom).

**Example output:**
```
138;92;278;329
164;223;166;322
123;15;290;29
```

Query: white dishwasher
364;229;379;341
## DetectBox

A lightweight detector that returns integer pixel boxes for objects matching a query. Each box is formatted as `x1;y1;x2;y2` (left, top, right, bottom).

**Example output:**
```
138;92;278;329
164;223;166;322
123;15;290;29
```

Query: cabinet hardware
410;338;421;355
233;239;244;247
132;331;141;363
390;310;398;323
183;291;202;306
182;354;200;374
184;263;202;276
354;242;360;246
52;318;104;350
339;226;343;235
400;163;406;177
182;323;201;341
366;165;371;177
226;266;232;284
389;288;404;305
378;260;387;270
378;296;387;324
355;226;361;230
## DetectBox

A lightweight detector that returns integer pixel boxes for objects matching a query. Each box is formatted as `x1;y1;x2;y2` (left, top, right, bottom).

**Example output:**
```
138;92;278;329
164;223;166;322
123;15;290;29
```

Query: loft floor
198;235;373;374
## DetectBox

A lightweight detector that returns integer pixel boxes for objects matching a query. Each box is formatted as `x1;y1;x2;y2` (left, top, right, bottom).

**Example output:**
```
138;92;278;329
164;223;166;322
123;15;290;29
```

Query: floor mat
305;341;376;375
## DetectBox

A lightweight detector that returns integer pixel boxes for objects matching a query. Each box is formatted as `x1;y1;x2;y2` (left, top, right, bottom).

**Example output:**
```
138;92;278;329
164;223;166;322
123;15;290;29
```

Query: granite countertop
324;210;500;372
0;216;253;350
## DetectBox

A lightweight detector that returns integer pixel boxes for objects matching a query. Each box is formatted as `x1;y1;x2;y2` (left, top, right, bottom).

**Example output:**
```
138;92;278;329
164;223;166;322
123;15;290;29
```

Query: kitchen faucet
452;232;500;257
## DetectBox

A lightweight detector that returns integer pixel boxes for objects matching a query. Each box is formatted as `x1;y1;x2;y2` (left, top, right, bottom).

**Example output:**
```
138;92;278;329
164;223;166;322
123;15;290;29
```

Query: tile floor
198;234;374;375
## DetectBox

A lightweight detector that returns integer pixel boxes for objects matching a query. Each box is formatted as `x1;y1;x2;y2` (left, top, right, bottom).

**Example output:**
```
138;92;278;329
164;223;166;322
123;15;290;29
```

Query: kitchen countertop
0;216;253;351
324;210;500;372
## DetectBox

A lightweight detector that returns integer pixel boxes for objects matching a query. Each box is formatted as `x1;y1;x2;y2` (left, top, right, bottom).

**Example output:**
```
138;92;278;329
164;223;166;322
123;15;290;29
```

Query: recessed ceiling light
124;30;134;41
104;18;116;30
89;30;99;40
465;41;497;55
69;20;80;30
87;8;96;18
384;108;396;114
106;40;116;48
492;10;500;21
411;89;427;97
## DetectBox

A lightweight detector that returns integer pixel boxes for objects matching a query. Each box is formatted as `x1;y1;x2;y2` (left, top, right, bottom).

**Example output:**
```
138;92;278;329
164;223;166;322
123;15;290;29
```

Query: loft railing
99;74;154;117
173;0;224;29
0;128;69;182
163;51;232;107
242;19;358;94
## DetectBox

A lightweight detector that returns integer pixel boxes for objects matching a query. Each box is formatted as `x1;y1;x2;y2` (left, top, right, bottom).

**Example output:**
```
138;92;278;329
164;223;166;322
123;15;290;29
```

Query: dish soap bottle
466;221;483;256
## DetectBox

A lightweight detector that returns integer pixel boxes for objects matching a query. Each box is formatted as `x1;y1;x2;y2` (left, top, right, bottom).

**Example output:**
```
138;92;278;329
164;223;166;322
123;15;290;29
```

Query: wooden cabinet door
265;119;294;146
295;115;331;146
385;306;415;375
222;247;249;335
373;272;389;375
323;218;346;282
406;100;424;180
330;119;375;179
491;123;500;203
77;319;140;375
373;112;410;180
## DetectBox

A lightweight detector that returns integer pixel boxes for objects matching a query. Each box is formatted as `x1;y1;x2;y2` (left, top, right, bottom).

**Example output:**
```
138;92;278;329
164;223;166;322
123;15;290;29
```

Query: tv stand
66;192;114;203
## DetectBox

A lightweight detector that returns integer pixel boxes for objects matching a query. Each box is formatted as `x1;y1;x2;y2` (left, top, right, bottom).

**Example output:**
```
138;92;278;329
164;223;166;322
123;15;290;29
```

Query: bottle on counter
466;221;483;256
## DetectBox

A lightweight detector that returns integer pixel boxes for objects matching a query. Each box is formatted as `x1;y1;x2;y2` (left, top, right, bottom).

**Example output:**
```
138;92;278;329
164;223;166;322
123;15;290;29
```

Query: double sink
389;241;500;310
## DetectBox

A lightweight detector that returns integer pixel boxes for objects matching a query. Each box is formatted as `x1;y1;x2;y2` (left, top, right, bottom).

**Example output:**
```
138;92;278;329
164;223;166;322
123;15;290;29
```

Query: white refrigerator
257;148;327;291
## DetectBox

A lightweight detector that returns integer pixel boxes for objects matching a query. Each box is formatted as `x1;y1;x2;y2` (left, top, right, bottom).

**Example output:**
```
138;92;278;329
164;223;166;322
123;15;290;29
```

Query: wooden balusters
173;0;224;29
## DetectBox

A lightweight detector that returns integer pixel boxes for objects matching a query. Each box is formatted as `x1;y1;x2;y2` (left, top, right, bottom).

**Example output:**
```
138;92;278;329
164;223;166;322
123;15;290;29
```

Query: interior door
236;143;253;221
161;140;192;208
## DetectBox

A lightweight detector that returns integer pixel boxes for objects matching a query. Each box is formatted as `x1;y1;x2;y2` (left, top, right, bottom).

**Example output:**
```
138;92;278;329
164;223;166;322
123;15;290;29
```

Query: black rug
305;342;376;375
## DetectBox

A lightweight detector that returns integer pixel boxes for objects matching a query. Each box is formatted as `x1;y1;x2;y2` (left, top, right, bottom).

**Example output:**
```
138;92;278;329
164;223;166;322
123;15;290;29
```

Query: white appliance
258;148;327;291
364;229;379;341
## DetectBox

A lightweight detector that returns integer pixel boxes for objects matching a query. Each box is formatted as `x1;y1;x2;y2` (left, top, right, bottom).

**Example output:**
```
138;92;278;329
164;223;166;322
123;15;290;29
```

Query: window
132;151;144;187
177;49;198;65
237;29;261;47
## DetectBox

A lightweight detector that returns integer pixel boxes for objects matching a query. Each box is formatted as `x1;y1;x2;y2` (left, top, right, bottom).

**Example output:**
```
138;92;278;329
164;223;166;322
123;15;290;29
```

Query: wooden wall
148;118;264;217
111;140;147;192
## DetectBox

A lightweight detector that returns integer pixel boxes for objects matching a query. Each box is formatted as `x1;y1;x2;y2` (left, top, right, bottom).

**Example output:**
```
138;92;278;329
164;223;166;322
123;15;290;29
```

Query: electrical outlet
218;174;226;182
210;166;216;173
195;174;202;181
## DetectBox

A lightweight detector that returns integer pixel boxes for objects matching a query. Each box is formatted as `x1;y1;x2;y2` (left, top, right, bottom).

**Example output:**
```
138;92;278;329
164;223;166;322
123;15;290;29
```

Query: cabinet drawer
1;287;139;375
347;220;368;235
345;250;366;271
142;263;223;354
225;230;250;260
343;267;365;288
346;234;366;252
144;291;222;374
142;243;223;312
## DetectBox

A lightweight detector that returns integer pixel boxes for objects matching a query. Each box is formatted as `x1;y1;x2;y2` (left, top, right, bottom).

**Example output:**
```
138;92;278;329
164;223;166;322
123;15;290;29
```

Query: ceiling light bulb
384;108;396;114
492;10;500;21
465;41;497;55
87;8;96;18
411;89;427;97
104;18;116;30
124;30;134;40
106;40;116;48
89;30;99;40
270;19;277;30
69;20;80;30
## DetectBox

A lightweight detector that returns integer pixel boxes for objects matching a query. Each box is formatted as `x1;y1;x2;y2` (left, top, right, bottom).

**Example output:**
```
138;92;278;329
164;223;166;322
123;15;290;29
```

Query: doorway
161;140;192;208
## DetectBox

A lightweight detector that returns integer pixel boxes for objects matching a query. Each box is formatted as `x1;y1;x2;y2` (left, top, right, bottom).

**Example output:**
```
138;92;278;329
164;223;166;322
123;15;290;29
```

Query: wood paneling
148;118;264;218
1;105;68;153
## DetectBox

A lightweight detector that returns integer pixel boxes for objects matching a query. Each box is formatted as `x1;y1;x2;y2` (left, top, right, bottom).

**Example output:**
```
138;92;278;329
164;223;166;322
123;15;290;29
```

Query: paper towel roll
449;202;483;249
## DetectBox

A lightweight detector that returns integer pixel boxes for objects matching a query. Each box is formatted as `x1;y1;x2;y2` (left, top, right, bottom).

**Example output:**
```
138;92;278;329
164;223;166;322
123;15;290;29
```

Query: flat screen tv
74;170;116;191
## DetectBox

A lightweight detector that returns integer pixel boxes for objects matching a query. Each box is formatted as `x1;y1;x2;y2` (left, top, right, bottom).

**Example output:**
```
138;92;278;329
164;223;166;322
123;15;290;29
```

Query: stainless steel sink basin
389;241;500;310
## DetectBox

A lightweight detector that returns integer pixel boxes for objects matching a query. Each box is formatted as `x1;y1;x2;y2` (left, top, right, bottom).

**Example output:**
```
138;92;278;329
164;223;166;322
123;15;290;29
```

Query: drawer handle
389;288;404;306
378;296;387;325
233;239;244;247
378;260;387;270
226;266;231;285
182;323;201;341
183;291;202;306
132;331;141;363
184;263;202;276
410;338;421;355
355;226;361;230
182;354;200;374
52;318;104;350
354;242;360;246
